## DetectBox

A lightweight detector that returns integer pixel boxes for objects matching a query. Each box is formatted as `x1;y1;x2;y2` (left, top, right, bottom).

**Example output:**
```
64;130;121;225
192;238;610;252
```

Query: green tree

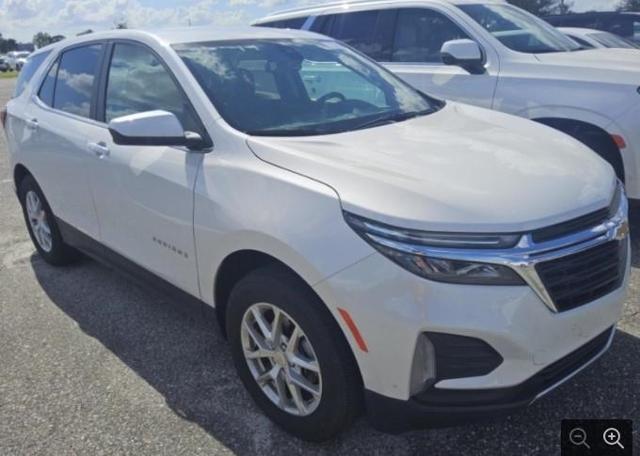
557;0;574;14
508;0;573;15
618;0;640;11
0;35;18;54
33;32;53;49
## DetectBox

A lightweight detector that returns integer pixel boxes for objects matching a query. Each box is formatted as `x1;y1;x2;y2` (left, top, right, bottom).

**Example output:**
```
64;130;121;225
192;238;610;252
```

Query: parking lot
0;77;638;455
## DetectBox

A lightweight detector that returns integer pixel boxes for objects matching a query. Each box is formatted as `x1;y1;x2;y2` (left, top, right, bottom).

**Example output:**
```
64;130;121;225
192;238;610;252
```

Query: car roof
255;0;508;23
546;11;640;19
29;26;327;54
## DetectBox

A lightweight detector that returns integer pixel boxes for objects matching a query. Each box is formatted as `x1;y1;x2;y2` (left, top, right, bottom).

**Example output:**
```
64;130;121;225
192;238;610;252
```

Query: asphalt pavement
0;78;638;455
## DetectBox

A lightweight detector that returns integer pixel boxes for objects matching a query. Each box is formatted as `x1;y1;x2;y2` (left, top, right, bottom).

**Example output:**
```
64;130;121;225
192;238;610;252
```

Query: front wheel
226;265;362;441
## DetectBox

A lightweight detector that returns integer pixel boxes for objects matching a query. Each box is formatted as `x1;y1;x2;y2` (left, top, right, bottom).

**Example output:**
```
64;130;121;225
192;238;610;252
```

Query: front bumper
313;192;629;430
364;327;614;432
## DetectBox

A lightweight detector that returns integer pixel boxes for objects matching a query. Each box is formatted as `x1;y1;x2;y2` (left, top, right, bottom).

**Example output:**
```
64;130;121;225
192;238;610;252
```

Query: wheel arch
213;249;290;338
533;117;625;182
212;249;365;388
13;163;33;190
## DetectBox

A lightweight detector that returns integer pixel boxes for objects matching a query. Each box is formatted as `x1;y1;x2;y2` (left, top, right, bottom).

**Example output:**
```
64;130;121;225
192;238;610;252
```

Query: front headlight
344;212;525;285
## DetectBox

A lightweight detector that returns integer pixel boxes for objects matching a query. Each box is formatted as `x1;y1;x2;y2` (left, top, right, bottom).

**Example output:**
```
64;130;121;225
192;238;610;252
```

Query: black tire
226;265;362;441
18;175;80;266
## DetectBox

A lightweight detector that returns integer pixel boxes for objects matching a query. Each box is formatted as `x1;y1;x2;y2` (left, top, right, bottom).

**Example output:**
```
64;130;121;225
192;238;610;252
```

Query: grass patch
0;71;18;79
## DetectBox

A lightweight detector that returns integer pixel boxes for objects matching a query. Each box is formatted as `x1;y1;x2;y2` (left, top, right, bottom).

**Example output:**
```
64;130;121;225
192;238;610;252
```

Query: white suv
255;0;640;200
2;27;630;440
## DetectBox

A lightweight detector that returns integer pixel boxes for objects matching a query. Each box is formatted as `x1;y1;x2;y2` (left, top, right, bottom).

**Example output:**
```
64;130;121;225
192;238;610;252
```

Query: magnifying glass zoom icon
569;428;590;449
603;427;625;449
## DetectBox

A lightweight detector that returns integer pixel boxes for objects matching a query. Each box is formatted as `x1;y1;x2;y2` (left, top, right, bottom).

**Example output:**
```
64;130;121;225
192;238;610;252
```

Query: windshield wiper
351;109;434;132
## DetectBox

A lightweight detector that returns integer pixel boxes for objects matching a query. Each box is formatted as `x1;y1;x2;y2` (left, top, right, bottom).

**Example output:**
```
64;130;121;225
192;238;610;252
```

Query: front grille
532;184;621;244
536;241;626;312
531;207;610;243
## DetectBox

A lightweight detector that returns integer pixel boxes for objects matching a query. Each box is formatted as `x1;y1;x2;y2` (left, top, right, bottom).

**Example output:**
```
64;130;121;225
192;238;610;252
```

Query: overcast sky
0;0;622;43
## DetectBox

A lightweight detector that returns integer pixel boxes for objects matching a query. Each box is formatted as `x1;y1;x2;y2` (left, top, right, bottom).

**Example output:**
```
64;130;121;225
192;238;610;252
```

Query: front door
84;41;210;296
382;7;498;108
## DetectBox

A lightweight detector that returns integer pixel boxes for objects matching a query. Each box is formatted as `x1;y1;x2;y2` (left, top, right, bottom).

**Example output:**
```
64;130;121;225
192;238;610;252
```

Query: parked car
559;27;640;49
545;12;640;44
7;51;31;71
255;1;640;201
0;56;10;72
2;27;629;441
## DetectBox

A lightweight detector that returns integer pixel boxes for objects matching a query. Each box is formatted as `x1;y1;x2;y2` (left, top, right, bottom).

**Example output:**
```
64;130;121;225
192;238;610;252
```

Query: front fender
194;149;374;307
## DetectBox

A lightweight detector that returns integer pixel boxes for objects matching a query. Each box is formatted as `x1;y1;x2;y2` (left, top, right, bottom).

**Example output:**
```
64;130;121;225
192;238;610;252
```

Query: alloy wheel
25;190;53;252
241;302;322;416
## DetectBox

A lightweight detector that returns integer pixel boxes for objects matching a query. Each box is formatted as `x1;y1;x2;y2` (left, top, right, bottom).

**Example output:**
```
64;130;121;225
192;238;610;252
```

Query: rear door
17;43;104;239
82;41;209;295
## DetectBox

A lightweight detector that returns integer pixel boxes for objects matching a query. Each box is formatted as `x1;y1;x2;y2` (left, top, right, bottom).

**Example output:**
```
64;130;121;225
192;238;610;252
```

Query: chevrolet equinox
2;27;630;441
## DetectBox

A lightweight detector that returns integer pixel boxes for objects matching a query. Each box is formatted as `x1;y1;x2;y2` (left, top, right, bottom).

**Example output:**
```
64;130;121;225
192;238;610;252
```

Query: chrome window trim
366;185;629;312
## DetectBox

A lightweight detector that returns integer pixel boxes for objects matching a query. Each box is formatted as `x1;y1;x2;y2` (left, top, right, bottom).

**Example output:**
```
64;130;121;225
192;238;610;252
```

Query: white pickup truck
256;0;640;199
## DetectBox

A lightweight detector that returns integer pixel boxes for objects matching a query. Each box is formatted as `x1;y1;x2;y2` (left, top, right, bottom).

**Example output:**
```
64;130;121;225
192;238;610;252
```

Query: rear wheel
18;175;80;266
226;265;361;441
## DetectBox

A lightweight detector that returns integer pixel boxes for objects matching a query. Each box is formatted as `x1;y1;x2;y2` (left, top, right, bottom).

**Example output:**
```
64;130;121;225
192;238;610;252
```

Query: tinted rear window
38;59;59;106
13;51;51;98
321;10;397;61
53;44;103;118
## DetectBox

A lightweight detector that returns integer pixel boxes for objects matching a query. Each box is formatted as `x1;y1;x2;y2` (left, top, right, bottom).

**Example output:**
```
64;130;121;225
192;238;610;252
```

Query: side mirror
108;110;205;150
440;39;485;74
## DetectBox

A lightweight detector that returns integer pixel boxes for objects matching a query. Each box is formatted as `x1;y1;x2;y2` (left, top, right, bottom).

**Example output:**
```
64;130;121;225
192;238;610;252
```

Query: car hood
534;48;640;85
247;103;616;233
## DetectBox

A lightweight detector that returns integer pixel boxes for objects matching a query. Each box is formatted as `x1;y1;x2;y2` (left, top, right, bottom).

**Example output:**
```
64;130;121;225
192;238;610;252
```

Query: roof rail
259;0;383;19
257;0;509;20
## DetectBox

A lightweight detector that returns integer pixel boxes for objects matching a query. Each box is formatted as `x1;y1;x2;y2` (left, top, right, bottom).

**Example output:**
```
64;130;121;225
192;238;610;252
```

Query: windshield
460;4;582;53
591;32;639;49
173;39;440;136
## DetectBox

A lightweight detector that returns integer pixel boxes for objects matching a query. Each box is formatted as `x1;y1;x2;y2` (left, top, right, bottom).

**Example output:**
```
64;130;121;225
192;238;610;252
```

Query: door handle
88;141;110;158
25;118;38;130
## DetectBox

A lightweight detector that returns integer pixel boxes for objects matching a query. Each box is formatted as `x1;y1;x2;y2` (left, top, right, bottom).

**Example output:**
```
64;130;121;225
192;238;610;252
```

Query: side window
309;14;334;33
38;59;59;107
105;43;201;134
392;8;470;63
322;10;396;61
53;44;103;118
13;51;51;98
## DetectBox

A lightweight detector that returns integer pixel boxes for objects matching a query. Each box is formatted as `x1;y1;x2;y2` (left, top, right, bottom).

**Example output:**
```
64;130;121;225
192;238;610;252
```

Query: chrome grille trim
374;183;629;312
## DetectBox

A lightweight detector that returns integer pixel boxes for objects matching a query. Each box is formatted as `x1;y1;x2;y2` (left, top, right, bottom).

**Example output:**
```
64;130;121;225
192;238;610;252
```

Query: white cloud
0;0;251;41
